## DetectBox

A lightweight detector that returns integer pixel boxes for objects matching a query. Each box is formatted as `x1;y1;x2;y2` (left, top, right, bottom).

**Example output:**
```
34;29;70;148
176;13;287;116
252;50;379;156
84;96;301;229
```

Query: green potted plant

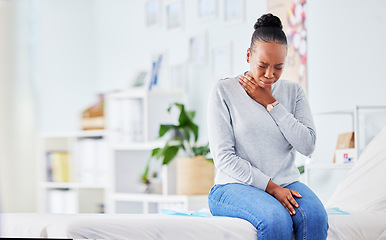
141;102;214;195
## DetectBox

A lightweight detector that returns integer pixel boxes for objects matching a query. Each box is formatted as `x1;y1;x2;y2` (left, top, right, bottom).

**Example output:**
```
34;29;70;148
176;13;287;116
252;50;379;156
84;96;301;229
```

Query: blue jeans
208;182;328;240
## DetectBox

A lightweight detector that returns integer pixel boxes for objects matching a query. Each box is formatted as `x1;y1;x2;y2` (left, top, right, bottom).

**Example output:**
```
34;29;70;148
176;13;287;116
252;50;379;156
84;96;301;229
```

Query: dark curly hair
250;13;287;50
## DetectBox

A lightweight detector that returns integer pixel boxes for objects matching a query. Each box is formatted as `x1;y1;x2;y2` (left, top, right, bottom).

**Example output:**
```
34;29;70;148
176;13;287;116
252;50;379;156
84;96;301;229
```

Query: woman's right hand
265;180;302;216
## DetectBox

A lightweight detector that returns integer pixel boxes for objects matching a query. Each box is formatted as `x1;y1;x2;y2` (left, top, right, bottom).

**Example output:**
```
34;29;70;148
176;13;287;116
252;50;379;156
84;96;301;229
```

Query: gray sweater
207;76;316;191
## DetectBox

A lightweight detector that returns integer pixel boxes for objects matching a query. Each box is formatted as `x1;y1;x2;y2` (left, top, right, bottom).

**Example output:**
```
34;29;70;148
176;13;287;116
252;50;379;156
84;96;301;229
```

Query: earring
247;58;249;63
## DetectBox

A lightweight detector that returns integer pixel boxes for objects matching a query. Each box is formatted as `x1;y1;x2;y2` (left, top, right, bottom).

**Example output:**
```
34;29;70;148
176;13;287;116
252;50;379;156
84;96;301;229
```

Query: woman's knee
296;203;328;232
257;208;293;238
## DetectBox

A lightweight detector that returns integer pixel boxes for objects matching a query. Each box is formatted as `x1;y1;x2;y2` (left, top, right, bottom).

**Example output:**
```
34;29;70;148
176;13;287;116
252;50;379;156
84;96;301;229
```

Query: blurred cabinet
37;130;107;213
37;89;211;214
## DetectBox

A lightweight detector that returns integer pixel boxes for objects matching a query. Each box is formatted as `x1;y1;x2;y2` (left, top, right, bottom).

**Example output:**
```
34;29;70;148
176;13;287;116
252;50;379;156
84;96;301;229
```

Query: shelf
107;89;184;99
112;141;165;151
40;182;106;189
113;193;208;202
40;130;105;138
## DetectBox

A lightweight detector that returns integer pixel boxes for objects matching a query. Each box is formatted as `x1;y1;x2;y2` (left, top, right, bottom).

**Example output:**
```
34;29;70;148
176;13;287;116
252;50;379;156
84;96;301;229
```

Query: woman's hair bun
254;13;283;30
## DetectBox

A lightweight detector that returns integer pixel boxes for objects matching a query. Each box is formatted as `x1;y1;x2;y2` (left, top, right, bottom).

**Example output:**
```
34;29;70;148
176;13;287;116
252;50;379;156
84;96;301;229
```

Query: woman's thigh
208;183;293;239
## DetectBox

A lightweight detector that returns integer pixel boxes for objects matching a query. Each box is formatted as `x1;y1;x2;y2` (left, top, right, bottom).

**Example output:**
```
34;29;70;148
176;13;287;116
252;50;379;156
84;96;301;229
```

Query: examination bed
2;128;386;239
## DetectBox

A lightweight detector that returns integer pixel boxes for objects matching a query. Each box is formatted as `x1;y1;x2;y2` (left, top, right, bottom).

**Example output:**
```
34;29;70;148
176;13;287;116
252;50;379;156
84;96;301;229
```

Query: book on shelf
108;98;144;144
48;189;77;213
46;151;71;182
74;137;108;185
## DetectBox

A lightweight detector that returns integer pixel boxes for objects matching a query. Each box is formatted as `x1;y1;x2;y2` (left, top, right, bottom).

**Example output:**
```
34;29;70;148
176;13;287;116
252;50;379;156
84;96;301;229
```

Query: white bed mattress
2;211;386;240
327;211;386;240
1;213;257;240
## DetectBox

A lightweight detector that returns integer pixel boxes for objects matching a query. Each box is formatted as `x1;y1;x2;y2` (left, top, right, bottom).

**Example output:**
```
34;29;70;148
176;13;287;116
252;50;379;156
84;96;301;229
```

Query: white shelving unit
304;106;386;202
37;88;212;214
304;162;355;185
104;88;209;214
304;110;356;186
37;130;107;213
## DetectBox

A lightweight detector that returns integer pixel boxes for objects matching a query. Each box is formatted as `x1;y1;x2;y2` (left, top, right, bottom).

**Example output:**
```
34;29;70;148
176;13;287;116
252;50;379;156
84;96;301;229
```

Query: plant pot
176;155;214;195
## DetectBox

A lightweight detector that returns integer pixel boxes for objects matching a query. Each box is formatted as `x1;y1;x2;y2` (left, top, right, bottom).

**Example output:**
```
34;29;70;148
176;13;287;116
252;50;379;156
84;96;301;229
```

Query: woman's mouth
260;80;274;86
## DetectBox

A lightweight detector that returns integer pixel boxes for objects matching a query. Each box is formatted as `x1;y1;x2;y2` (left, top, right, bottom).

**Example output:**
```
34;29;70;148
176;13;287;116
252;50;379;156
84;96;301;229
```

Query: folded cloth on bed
326;207;350;215
160;208;212;217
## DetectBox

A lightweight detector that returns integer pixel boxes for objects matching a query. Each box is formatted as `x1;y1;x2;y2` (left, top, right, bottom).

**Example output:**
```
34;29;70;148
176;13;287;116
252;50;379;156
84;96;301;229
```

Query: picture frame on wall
212;42;232;79
166;1;183;30
224;0;245;24
189;32;207;65
198;0;217;20
170;63;187;91
145;0;162;27
148;50;170;91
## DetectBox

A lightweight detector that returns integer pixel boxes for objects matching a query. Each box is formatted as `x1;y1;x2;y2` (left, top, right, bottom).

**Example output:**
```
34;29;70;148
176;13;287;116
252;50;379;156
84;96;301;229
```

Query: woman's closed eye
259;65;282;70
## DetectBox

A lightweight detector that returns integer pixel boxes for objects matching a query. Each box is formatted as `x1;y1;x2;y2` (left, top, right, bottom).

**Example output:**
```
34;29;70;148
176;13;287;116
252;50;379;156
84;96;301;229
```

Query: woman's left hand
238;72;276;108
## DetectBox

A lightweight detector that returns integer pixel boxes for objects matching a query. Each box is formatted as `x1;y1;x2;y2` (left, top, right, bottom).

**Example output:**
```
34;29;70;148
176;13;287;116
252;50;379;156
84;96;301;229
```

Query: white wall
35;0;98;132
3;0;386;212
306;0;386;202
308;0;386;112
93;0;266;143
35;0;267;141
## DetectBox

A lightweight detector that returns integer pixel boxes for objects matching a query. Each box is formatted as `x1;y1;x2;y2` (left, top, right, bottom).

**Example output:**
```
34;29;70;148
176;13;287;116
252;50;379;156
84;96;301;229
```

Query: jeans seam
297;206;307;240
208;195;264;238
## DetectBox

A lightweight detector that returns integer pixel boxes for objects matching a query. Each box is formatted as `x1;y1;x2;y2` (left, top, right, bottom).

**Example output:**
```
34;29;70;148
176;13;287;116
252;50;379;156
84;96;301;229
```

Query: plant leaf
182;126;191;142
192;123;199;142
159;124;177;137
162;145;179;165
187;110;196;119
176;104;189;126
192;144;210;156
141;157;151;184
298;165;304;174
151;148;162;159
169;103;199;142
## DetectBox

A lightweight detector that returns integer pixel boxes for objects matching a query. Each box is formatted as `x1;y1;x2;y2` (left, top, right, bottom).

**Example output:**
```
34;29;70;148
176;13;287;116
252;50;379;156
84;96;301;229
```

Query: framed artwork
267;0;308;92
166;1;183;30
212;42;232;79
198;0;217;20
189;32;207;65
170;63;187;91
148;50;169;91
224;0;245;24
145;0;161;27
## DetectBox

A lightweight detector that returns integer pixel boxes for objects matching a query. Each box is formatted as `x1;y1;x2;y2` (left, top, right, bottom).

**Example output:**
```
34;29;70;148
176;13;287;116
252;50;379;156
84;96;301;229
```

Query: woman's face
247;41;287;88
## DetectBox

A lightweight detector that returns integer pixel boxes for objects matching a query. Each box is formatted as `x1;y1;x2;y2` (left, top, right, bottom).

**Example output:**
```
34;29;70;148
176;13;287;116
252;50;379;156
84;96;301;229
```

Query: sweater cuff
268;103;290;126
250;169;271;191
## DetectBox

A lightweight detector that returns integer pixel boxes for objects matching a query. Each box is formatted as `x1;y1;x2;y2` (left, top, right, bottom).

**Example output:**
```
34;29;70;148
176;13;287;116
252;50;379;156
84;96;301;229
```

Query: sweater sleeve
268;83;316;156
207;82;271;191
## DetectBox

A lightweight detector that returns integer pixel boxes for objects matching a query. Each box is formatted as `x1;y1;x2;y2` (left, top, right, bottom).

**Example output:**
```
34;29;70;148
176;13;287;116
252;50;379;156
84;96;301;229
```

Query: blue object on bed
161;208;213;217
326;207;351;215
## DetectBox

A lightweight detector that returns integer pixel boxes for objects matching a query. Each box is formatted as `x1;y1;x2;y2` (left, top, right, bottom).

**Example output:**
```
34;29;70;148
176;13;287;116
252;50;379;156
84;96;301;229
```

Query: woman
207;13;328;239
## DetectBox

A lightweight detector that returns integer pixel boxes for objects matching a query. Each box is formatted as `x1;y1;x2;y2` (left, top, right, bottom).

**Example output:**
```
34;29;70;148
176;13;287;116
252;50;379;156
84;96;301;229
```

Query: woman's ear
247;48;251;63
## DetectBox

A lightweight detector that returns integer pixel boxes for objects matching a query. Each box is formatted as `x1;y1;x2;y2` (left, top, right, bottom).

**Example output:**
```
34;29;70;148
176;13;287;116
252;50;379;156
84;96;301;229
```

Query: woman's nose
264;67;274;79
